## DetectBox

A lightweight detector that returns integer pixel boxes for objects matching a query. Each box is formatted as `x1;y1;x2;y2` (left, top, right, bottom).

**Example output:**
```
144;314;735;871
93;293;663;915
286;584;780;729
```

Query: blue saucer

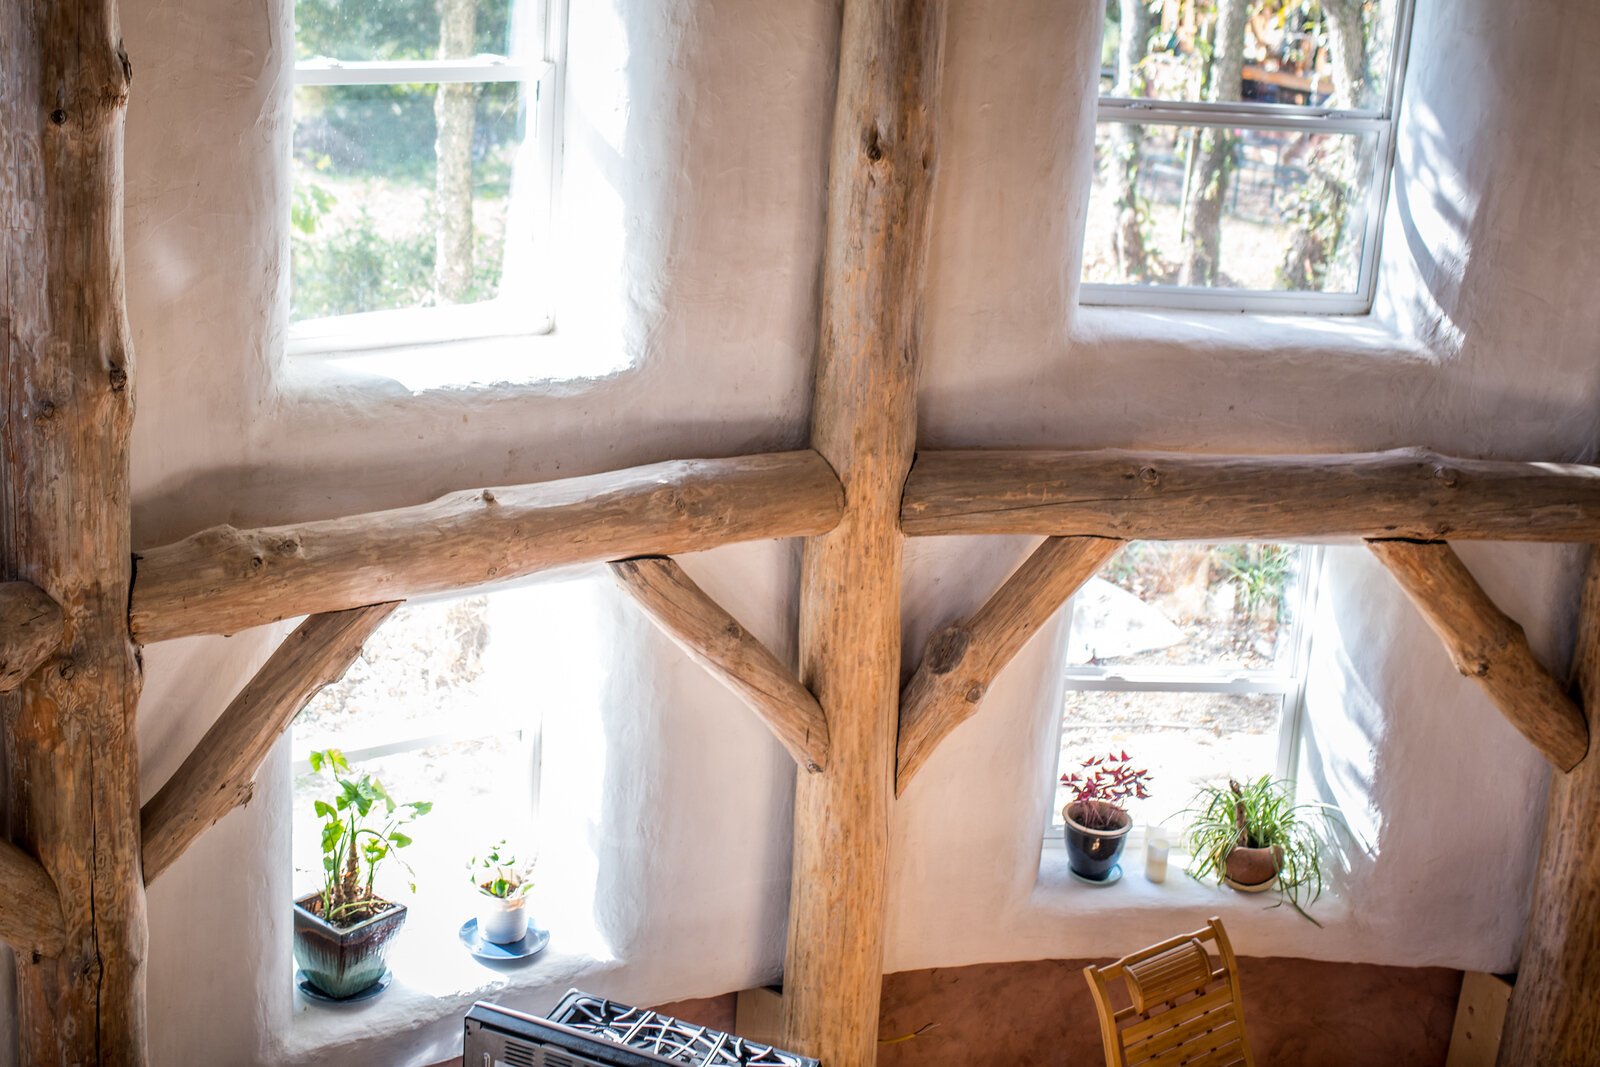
296;967;391;1004
459;918;550;963
1070;863;1123;887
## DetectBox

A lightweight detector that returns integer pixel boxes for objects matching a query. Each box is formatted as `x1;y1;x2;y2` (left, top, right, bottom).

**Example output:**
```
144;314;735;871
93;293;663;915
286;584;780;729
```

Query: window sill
282;893;618;1066
1068;304;1437;366
1030;842;1350;933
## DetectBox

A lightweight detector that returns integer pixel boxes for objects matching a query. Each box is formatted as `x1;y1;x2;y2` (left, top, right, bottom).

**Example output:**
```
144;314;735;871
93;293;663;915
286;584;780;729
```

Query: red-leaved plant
1060;751;1152;831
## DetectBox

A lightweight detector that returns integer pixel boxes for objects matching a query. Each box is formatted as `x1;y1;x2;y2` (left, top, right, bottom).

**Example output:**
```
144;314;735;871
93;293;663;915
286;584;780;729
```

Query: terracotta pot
293;893;407;999
1062;800;1132;882
1224;843;1283;890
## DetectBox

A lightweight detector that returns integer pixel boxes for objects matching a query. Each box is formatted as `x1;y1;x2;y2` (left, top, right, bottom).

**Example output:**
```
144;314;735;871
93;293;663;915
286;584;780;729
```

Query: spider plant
1180;775;1341;925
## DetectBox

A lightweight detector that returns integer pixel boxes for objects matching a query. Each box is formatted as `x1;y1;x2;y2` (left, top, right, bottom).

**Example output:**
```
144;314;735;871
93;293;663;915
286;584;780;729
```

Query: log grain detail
610;557;827;772
902;448;1600;542
1368;540;1588;771
140;603;400;885
0;581;64;692
1;1;149;1059
131;450;845;644
780;1;945;1062
1499;548;1600;1064
896;537;1123;793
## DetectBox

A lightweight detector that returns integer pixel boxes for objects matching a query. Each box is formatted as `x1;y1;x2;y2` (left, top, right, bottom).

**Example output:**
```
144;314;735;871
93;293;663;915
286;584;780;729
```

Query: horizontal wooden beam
131;451;845;643
610;557;828;772
901;448;1600;542
141;603;400;883
1368;540;1588;771
896;537;1122;793
0;841;66;960
0;582;63;692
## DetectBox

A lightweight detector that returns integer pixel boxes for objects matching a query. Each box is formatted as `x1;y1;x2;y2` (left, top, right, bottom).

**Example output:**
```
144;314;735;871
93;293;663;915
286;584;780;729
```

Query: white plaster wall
103;0;1600;1060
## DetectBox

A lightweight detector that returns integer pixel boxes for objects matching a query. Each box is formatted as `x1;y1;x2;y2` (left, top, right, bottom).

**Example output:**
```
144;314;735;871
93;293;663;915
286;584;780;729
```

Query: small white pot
476;892;530;945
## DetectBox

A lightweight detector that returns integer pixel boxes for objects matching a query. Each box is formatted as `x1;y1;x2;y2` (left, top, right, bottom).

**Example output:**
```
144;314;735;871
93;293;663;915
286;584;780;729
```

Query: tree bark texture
781;1;944;1062
1179;0;1247;287
0;581;64;692
1105;0;1155;281
433;0;478;303
897;537;1122;793
1367;540;1587;771
140;603;400;885
0;1;148;1061
132;451;845;643
1499;549;1600;1065
901;448;1600;543
610;557;828;772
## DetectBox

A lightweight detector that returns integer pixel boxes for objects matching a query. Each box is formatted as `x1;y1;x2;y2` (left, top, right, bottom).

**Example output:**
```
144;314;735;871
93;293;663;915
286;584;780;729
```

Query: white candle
1145;828;1171;883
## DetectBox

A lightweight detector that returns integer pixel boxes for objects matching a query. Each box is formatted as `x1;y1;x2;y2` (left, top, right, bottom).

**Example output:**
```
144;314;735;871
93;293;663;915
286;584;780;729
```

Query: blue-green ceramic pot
293;894;407;1000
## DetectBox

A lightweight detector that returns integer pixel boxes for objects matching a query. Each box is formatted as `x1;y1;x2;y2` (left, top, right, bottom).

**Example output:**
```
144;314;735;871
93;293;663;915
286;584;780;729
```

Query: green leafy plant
1180;775;1341;923
1220;544;1293;616
468;839;533;899
307;748;432;926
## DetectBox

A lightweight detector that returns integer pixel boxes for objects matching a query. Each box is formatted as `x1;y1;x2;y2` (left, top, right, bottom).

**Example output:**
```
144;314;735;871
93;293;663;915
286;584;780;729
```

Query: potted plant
1060;750;1151;882
1182;775;1337;922
469;840;534;944
293;748;432;999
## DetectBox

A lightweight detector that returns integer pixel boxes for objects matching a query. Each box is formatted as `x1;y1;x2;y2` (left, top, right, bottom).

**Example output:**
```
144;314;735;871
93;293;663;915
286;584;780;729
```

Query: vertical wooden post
780;2;943;1063
1;2;148;1062
1498;548;1600;1065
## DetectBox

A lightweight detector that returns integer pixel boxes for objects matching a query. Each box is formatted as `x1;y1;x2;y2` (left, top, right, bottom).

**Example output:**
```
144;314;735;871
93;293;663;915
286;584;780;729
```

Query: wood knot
273;537;301;556
57;658;75;680
109;364;128;392
1432;466;1459;489
925;627;971;675
36;401;55;422
1467;658;1490;678
48;109;67;126
723;621;743;640
863;125;884;163
804;760;823;774
481;489;497;505
249;555;265;571
964;682;987;703
1137;466;1161;488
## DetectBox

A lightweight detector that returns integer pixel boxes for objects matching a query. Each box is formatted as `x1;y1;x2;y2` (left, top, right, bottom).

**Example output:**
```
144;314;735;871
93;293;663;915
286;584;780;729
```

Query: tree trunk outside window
434;0;479;304
1179;0;1249;287
1105;0;1156;282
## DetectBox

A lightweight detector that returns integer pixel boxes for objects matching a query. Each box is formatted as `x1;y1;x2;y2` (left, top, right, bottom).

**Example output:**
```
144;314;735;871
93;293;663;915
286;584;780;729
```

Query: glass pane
1081;120;1376;293
1099;0;1403;112
291;81;524;321
1054;690;1283;830
295;0;516;63
1066;543;1306;673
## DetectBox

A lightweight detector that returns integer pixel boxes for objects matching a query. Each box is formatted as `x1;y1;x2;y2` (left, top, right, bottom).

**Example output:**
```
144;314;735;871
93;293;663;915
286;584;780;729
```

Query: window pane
1054;690;1283;831
1066;543;1305;673
295;0;516;63
1081;120;1376;293
291;81;524;321
1099;0;1403;112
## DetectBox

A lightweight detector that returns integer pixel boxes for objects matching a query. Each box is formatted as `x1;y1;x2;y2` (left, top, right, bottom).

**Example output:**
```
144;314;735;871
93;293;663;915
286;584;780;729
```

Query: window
291;591;545;909
1081;0;1415;312
288;0;561;354
1052;543;1321;835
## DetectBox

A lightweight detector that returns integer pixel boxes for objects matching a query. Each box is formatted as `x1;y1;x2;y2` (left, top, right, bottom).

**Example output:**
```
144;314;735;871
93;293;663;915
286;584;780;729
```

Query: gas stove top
547;992;818;1067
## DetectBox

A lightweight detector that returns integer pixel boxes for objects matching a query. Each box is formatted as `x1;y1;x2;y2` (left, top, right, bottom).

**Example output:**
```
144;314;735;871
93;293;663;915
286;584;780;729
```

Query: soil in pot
1223;843;1283;891
1063;800;1133;882
293;893;408;1000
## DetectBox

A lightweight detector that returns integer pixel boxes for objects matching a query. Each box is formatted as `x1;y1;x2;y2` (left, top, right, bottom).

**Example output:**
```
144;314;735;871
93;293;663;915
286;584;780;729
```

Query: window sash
293;57;546;87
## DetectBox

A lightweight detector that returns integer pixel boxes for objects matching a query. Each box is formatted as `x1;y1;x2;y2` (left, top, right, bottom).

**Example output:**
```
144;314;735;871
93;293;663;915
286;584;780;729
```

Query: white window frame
1081;1;1416;314
286;0;564;356
1046;544;1323;840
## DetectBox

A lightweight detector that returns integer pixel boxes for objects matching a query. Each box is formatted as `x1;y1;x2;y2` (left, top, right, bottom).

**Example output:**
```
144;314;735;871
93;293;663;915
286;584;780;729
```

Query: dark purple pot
1062;801;1133;882
293;893;407;1000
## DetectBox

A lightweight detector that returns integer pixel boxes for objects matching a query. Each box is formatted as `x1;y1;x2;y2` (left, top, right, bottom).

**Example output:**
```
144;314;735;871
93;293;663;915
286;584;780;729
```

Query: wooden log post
780;1;944;1062
132;450;845;644
609;558;828;772
1499;549;1600;1064
1;1;148;1060
901;448;1600;542
1368;540;1588;771
141;603;400;884
897;537;1123;793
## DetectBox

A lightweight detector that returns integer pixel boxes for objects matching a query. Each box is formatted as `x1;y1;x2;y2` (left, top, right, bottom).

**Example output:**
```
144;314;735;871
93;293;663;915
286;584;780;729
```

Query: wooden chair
1083;917;1256;1067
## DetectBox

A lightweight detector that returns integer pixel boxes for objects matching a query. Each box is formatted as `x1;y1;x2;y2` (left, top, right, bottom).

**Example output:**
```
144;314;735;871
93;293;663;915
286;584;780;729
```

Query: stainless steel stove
464;990;820;1067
